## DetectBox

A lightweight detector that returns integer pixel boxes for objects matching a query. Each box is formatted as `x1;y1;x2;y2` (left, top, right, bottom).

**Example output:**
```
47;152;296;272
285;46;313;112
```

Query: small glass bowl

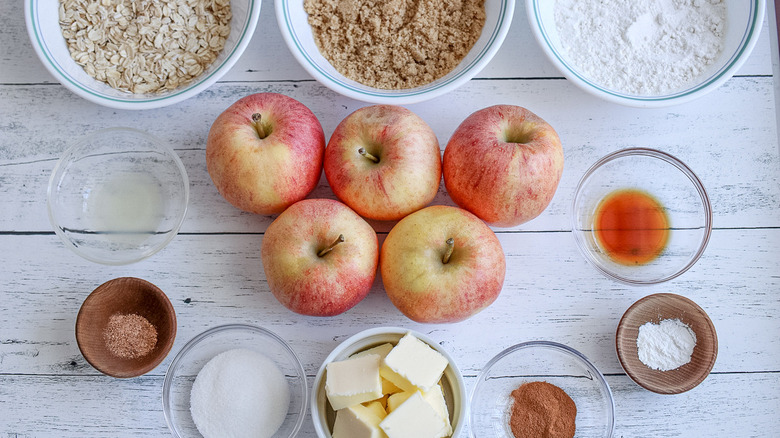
470;341;615;438
162;324;308;438
572;148;712;285
47;127;189;265
311;327;466;438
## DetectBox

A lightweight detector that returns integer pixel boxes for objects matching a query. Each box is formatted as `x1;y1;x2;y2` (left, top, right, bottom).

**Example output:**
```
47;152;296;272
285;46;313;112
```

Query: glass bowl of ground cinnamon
276;0;515;104
75;277;177;378
470;341;615;438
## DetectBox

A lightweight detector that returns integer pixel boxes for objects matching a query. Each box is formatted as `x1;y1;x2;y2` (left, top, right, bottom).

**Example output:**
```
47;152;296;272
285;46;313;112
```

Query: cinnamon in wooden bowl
75;277;177;378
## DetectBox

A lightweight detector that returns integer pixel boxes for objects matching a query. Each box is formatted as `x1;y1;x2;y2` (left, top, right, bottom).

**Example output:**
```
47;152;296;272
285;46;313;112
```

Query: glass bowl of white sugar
526;0;765;107
163;324;308;438
47;127;189;265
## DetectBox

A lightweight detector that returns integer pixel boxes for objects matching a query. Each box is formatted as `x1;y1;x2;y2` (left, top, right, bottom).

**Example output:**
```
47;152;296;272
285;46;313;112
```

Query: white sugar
637;319;697;371
190;348;290;438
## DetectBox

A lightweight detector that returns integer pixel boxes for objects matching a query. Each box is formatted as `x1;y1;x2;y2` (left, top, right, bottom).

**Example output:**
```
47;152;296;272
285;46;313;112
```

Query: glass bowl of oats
25;0;261;110
277;0;515;105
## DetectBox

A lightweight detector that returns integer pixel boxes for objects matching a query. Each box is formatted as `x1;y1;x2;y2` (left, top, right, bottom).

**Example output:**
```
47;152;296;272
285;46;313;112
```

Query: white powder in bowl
554;0;727;95
637;318;697;371
190;348;290;438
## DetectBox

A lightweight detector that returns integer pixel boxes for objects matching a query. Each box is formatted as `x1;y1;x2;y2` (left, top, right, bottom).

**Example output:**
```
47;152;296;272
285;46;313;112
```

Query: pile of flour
554;0;727;95
637;318;697;371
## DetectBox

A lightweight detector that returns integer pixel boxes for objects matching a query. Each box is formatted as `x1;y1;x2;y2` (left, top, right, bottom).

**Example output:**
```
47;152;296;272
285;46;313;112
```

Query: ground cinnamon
509;381;576;438
103;313;157;359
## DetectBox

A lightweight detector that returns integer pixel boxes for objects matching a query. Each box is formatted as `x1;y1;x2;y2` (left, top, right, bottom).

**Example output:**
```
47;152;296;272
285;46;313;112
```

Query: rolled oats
59;0;232;94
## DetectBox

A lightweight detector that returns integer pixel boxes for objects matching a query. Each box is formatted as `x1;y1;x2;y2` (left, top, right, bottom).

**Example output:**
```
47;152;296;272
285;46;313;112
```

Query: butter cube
379;391;449;438
326;354;383;411
381;333;448;393
350;344;402;394
363;400;388;420
386;386;451;434
333;404;388;438
423;384;452;436
386;391;413;413
351;343;394;360
382;378;402;395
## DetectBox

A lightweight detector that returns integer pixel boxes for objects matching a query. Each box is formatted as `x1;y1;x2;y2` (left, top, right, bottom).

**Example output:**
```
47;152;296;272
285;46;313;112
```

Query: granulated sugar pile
554;0;727;95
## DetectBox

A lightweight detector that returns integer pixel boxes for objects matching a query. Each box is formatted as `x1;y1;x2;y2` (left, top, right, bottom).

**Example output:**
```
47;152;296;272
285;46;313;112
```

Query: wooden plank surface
1;0;779;437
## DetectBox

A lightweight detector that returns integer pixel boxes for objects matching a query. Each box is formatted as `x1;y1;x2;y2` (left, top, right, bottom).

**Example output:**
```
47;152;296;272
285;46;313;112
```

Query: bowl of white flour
526;0;765;107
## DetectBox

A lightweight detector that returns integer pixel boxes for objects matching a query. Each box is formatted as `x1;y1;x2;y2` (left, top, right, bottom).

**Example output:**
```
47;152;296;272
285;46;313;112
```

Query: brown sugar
509;381;576;438
103;313;158;359
304;0;486;89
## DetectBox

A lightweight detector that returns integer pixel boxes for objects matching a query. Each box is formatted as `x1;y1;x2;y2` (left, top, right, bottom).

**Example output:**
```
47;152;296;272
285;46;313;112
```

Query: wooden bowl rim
75;277;177;378
615;293;717;394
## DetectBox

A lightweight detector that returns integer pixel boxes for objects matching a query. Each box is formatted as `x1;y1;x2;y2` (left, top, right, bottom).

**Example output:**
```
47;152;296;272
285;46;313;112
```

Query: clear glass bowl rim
469;340;615;438
46;126;190;265
570;147;713;285
161;323;308;438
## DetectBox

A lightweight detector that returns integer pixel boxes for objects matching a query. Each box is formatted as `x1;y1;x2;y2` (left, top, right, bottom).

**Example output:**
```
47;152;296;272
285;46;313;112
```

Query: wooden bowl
76;277;177;378
616;293;717;394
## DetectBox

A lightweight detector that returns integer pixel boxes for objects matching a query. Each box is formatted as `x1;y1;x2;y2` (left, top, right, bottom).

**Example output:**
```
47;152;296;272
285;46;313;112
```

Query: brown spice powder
509;381;576;438
103;313;158;359
304;0;486;89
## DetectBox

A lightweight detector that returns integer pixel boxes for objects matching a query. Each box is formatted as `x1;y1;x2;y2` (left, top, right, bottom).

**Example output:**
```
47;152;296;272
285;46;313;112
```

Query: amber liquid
594;189;669;265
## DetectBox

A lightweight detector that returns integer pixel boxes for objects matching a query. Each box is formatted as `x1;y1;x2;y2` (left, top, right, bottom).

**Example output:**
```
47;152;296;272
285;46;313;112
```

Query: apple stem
358;147;379;163
442;238;455;264
318;234;345;257
252;113;268;139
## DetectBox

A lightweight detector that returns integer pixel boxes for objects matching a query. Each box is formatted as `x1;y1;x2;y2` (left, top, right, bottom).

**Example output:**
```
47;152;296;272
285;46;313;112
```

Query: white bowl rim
276;0;516;105
162;323;309;438
24;0;262;110
310;326;467;437
525;0;766;108
570;147;713;285
46;127;190;265
469;340;616;438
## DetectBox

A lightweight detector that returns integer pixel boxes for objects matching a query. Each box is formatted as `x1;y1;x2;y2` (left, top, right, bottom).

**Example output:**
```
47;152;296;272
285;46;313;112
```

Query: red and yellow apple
261;198;379;316
207;92;325;215
324;105;441;221
443;105;564;227
380;205;506;323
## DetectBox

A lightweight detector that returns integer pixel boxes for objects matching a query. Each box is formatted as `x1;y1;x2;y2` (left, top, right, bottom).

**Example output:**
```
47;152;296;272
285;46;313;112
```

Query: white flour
554;0;727;95
637;318;697;371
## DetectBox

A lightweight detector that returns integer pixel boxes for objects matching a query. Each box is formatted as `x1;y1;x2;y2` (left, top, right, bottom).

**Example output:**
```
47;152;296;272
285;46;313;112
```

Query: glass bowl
311;327;466;438
162;324;308;438
25;0;262;109
47;127;189;265
470;341;614;438
572;148;712;285
276;0;514;104
526;0;765;107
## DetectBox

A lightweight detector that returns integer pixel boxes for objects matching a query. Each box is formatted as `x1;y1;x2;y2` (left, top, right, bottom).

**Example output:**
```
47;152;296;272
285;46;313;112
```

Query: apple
207;93;325;215
443;105;564;227
380;205;506;323
261;198;379;316
324;105;441;221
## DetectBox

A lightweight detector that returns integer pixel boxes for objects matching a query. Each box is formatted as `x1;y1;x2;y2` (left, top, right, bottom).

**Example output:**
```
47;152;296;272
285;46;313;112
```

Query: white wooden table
2;1;779;437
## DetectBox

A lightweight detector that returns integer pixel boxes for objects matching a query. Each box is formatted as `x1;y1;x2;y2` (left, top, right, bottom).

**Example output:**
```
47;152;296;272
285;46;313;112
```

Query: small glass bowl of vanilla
571;148;712;285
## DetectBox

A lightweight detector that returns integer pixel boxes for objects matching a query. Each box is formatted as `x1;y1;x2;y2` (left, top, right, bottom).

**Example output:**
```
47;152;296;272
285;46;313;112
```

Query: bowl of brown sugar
276;0;515;104
76;277;177;378
470;341;615;438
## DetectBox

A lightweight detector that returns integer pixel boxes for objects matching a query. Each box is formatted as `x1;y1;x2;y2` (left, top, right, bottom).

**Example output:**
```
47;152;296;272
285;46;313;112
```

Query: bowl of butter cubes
312;327;466;438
